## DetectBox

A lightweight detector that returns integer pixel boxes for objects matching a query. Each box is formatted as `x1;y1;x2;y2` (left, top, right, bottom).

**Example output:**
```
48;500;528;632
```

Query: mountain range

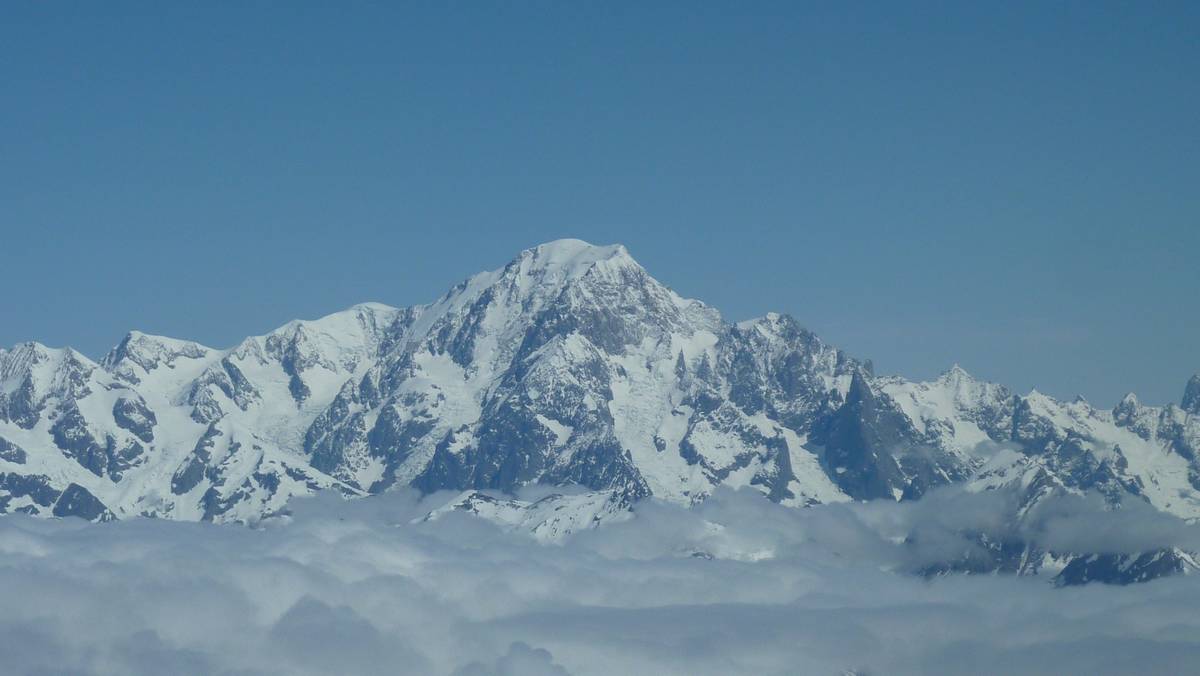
2;239;1198;583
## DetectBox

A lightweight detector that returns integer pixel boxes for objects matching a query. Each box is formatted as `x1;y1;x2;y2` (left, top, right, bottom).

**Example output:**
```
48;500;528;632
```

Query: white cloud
0;487;1198;675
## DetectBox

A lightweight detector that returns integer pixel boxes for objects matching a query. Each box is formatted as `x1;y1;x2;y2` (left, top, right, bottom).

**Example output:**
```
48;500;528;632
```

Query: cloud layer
1;488;1199;675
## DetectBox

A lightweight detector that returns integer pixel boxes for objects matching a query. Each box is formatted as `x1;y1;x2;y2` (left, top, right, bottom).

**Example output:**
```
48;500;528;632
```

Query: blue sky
1;2;1196;405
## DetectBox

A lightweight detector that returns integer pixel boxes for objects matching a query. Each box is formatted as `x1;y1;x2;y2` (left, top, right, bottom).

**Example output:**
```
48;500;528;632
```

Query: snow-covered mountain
2;239;1198;581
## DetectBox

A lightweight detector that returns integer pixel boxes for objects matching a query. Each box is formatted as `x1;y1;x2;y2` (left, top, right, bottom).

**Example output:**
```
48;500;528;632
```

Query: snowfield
4;240;1197;535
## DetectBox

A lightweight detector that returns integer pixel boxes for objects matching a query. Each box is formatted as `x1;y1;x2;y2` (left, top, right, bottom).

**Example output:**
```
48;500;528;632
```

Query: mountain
2;239;1199;582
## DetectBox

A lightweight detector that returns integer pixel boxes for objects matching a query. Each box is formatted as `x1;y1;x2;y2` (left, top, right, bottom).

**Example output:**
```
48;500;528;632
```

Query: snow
779;428;849;505
3;238;1199;532
0;299;405;521
527;238;629;276
608;336;709;502
536;415;573;446
879;366;1004;456
420;489;631;542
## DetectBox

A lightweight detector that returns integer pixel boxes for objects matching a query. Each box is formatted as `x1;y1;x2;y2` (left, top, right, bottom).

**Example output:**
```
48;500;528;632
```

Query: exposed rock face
1054;549;1198;586
112;395;157;443
0;438;26;465
52;483;114;522
2;239;1200;584
1184;375;1200;415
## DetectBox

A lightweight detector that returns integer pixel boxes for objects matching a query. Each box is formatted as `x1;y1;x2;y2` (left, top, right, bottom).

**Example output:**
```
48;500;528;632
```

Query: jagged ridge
2;239;1199;585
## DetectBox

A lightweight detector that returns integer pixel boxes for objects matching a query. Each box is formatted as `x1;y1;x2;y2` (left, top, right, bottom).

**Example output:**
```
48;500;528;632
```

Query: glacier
2;238;1199;584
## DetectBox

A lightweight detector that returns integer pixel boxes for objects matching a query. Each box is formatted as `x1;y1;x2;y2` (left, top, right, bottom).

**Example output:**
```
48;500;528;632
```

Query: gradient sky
2;2;1196;406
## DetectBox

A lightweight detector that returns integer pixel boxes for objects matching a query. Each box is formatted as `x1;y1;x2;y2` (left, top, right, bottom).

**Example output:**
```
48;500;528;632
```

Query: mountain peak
268;302;402;338
531;237;624;256
1183;374;1200;414
4;236;1198;537
102;331;211;377
519;239;633;275
938;363;973;383
737;312;798;330
0;341;85;374
438;239;646;314
1;341;53;385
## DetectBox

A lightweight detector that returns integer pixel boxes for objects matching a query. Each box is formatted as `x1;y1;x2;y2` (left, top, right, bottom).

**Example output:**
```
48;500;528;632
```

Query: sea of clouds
2;487;1200;675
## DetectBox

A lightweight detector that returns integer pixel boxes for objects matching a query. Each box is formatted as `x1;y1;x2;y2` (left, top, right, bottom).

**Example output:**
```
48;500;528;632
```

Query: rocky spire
1183;374;1200;415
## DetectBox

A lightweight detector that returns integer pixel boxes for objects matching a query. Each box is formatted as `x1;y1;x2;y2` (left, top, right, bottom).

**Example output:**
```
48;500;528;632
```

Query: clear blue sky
2;2;1196;406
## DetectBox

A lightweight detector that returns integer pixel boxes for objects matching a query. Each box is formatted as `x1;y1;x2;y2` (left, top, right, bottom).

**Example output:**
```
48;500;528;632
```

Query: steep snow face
310;243;699;499
1;304;408;523
952;386;1200;523
2;239;1199;533
308;241;863;509
0;343;149;519
102;331;213;386
879;365;1014;453
869;366;1200;520
1;344;99;412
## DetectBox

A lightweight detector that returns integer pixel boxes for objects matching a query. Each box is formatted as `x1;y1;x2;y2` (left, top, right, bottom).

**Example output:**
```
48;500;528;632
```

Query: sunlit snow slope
2;239;1197;531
